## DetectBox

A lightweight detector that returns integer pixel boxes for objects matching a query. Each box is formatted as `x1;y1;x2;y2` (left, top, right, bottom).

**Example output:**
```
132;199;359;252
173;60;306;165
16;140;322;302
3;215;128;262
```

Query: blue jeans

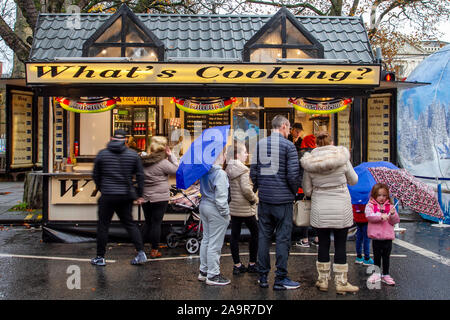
257;202;293;281
355;222;371;259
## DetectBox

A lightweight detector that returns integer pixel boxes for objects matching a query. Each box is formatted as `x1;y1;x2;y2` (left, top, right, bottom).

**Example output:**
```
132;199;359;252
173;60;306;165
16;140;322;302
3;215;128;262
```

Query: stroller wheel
166;233;179;249
185;237;200;254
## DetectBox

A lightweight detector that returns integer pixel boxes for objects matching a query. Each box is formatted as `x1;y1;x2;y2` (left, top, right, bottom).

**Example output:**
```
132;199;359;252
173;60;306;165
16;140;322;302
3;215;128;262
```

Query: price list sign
184;110;230;136
53;99;65;161
337;106;351;152
36;97;44;166
367;95;391;162
11;90;33;168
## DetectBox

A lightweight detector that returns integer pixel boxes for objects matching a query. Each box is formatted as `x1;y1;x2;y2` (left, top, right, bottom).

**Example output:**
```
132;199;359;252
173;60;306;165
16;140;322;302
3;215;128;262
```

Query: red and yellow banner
288;97;352;114
172;97;236;114
56;97;118;113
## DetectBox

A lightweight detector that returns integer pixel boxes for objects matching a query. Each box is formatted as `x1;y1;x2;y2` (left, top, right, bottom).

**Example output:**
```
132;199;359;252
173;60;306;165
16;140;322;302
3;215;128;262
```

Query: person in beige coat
224;142;259;275
301;132;359;295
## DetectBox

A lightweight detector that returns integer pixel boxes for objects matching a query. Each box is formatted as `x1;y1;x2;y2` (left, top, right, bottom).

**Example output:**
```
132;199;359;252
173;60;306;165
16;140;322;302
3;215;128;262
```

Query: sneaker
310;240;319;246
295;239;310;248
206;274;231;286
258;274;269;288
233;264;247;275
381;275;396;286
198;270;207;282
247;264;258;273
273;277;301;290
130;251;147;265
363;258;374;266
355;257;364;264
367;273;381;284
91;256;106;266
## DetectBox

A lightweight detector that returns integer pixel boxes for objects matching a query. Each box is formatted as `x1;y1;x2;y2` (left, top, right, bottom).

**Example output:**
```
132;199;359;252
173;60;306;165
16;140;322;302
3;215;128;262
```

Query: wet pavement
0;181;42;225
0;221;448;300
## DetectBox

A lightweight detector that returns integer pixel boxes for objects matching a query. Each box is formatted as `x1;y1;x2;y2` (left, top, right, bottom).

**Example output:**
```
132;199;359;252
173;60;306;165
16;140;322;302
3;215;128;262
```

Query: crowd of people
91;115;399;293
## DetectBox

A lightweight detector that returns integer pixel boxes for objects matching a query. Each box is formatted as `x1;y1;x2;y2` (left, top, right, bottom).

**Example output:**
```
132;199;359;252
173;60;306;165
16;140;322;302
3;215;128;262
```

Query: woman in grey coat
301;132;359;295
197;149;231;286
140;136;178;259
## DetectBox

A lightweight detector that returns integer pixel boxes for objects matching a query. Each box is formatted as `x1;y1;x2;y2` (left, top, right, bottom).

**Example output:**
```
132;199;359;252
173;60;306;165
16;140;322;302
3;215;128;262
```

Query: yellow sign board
51;176;99;204
367;95;391;162
117;97;156;105
26;62;380;85
11;90;34;168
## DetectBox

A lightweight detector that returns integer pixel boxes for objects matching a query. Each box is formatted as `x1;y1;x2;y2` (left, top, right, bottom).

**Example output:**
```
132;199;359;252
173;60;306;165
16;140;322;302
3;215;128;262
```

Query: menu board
53;99;65;161
36;97;43;166
367;95;391;162
11;90;33;168
337;106;351;152
184;110;230;136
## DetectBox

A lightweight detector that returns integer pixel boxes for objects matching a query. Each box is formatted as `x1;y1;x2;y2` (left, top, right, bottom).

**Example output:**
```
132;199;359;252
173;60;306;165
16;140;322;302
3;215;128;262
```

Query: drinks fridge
112;106;157;152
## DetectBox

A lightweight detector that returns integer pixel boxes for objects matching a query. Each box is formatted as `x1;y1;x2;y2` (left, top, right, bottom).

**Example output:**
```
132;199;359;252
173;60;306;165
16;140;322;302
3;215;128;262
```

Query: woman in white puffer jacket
301;132;358;295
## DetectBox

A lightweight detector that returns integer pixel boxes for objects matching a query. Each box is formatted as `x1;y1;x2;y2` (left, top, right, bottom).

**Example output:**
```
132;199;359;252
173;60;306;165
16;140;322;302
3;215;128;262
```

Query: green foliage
9;202;33;211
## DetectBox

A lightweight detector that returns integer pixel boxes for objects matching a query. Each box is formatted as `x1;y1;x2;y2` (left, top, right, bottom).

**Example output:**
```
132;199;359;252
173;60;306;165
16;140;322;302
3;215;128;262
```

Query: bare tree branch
0;15;30;63
245;0;327;15
349;0;360;16
14;0;39;32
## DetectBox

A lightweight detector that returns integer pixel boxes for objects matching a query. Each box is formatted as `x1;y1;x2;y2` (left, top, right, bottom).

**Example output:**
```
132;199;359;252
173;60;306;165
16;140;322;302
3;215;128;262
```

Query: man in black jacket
250;115;301;290
91;129;147;266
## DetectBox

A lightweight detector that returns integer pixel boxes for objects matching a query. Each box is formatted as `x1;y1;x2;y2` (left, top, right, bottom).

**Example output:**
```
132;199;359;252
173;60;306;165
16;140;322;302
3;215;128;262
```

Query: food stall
25;4;382;241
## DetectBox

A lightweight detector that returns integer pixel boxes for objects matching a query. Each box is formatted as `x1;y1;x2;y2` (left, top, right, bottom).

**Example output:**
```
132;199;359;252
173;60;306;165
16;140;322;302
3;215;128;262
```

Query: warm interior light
297;50;301;55
150;52;155;57
101;49;107;55
277;53;281;57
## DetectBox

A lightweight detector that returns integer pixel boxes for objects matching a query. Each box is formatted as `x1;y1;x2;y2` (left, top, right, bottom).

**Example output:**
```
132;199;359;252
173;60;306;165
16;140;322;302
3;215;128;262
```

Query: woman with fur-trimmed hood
301;132;359;295
139;136;179;259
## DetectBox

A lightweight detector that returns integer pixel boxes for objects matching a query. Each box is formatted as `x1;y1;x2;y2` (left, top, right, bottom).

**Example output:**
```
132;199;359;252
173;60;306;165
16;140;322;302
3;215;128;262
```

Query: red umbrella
368;167;444;219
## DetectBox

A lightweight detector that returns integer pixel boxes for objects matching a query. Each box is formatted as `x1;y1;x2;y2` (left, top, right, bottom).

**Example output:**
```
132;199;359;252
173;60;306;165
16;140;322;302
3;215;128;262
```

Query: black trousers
316;228;349;264
97;195;144;257
142;201;168;249
372;239;392;275
230;215;258;264
299;226;317;240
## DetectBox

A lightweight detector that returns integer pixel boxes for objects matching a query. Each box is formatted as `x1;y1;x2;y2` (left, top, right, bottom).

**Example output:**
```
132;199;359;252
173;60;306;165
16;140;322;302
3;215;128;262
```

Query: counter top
30;171;93;176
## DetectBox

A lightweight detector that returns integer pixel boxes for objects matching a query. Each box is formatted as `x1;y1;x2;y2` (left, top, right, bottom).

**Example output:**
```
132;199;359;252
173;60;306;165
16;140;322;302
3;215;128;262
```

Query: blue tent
348;161;399;205
176;125;230;190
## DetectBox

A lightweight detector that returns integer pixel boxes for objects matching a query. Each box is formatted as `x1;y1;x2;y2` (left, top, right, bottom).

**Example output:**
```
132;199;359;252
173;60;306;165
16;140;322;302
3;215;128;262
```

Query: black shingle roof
30;13;375;63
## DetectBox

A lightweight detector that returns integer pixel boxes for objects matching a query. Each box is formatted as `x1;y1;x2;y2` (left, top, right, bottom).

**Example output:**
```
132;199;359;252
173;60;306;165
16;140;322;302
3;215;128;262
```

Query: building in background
392;40;449;80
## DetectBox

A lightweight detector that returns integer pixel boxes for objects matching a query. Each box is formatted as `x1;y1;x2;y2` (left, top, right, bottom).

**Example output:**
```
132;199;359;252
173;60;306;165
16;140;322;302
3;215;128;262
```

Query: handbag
293;196;311;227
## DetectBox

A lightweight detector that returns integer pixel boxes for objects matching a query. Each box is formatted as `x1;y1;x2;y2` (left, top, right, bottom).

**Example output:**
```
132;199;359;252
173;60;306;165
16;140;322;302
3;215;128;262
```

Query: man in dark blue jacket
91;129;147;266
250;115;300;290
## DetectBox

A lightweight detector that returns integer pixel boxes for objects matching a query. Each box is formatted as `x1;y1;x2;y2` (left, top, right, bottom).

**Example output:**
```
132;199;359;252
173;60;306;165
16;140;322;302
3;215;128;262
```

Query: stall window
243;8;323;62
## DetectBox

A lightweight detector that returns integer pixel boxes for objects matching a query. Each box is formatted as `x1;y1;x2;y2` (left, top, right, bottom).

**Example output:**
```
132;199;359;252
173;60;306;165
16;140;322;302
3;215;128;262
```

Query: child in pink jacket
365;183;400;286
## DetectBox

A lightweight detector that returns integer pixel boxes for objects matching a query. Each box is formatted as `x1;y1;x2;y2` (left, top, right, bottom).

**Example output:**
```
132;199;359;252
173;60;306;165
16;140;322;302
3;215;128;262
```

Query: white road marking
393;238;450;267
146;252;407;262
0;253;116;263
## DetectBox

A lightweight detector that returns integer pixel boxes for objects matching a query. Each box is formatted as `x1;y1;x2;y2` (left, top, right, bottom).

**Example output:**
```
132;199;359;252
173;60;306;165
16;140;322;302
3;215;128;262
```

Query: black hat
113;129;127;140
292;123;303;130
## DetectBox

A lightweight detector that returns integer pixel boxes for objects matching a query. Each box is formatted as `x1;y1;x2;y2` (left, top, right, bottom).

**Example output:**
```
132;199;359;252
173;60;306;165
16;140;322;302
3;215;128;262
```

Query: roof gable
82;4;165;59
243;7;324;61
